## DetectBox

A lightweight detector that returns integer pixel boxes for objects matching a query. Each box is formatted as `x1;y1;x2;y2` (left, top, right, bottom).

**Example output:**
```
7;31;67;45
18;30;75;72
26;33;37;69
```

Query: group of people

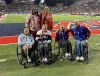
55;19;91;61
18;6;53;63
18;6;91;64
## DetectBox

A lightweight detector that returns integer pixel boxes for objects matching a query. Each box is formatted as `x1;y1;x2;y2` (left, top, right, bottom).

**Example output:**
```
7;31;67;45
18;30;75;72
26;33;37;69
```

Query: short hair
74;19;79;23
60;24;64;28
32;6;38;11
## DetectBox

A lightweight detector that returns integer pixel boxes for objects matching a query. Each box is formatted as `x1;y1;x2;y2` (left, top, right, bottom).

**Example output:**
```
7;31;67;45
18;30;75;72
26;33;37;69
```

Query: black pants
57;40;72;56
39;43;52;59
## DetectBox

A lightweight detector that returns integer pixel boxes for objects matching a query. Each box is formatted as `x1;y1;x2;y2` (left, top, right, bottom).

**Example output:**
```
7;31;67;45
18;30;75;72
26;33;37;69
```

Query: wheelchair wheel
84;46;88;60
73;46;77;57
16;46;24;64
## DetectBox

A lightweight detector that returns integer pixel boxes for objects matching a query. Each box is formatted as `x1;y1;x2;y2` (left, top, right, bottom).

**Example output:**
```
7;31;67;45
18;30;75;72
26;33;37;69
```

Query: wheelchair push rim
16;46;24;64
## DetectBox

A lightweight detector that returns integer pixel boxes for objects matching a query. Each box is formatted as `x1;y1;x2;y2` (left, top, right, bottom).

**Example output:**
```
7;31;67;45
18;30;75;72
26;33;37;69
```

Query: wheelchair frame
55;40;72;61
73;41;89;61
16;45;38;68
38;41;52;63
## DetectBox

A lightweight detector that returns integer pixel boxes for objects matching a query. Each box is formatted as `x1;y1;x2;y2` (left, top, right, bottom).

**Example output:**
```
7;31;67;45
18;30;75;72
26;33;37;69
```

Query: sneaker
76;56;80;61
65;53;69;57
42;58;45;62
80;56;84;61
68;53;71;57
60;58;64;61
27;58;31;62
44;58;48;62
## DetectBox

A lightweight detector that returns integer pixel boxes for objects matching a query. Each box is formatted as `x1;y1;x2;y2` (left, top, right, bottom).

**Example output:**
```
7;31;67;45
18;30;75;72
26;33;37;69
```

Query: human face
44;6;49;13
42;26;47;32
74;21;79;28
32;7;38;15
24;28;29;35
59;25;64;31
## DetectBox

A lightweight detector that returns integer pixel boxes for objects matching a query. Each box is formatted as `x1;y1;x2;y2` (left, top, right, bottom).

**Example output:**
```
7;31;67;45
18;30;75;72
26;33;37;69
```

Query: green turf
0;35;100;76
1;14;100;23
0;14;100;76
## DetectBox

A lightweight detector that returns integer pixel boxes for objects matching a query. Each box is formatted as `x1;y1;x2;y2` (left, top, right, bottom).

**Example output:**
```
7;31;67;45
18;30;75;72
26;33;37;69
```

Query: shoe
44;58;48;62
42;58;45;62
68;53;71;56
27;58;31;62
65;53;69;57
60;56;65;61
76;56;80;61
60;58;64;61
80;56;84;61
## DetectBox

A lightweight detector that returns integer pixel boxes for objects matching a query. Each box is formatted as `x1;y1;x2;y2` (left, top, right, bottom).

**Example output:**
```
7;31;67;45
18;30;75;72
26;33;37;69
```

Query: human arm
18;34;25;46
29;34;35;46
25;14;31;27
83;25;91;39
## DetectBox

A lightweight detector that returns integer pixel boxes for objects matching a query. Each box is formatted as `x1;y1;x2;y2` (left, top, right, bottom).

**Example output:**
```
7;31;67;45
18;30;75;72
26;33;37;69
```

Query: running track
0;19;100;45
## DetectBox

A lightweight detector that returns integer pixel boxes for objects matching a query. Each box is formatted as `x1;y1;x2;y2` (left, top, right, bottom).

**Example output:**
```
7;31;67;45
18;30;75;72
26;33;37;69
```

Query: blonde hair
44;6;49;12
42;24;47;29
24;27;29;34
74;19;79;23
60;24;64;28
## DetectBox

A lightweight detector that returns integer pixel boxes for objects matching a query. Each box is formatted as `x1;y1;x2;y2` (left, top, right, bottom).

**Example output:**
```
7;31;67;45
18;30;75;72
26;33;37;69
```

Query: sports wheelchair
16;45;38;68
73;40;89;62
55;40;73;61
38;40;52;64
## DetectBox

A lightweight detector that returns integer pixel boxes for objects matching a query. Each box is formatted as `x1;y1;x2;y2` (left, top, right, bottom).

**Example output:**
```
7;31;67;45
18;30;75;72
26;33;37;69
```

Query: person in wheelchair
55;24;72;61
36;24;52;63
71;19;91;61
18;27;35;63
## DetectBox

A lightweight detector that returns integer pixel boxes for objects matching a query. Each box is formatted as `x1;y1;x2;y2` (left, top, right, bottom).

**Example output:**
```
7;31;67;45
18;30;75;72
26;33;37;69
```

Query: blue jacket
55;30;69;42
72;25;91;40
18;33;35;46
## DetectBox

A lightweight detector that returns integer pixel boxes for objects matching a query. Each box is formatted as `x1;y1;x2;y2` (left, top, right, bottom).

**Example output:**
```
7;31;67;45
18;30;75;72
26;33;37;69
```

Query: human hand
86;39;88;44
47;40;51;43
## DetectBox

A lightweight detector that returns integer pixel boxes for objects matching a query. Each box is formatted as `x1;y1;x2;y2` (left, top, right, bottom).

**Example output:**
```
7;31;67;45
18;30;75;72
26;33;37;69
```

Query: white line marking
0;43;17;46
53;22;61;27
67;22;71;29
0;35;18;38
0;59;6;62
95;43;100;46
15;14;26;18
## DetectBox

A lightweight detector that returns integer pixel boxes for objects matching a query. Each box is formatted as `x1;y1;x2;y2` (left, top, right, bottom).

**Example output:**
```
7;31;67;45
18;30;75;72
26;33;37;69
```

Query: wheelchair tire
84;46;88;60
16;46;24;64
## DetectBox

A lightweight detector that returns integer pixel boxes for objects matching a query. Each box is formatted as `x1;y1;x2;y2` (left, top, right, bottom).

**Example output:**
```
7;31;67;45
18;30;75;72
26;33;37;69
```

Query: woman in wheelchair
18;27;35;63
71;19;91;61
36;25;52;63
55;24;72;61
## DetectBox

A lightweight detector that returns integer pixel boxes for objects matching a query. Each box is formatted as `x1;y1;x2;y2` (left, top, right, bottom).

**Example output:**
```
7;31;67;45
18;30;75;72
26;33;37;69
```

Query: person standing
40;6;53;30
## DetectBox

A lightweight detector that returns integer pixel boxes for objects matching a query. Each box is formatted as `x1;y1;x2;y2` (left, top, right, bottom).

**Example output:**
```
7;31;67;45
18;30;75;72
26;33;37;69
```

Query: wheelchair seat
37;40;52;64
74;41;89;62
16;45;38;68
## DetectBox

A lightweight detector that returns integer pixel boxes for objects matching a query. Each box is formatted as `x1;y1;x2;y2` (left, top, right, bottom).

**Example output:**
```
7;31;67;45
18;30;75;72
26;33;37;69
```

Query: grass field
1;14;100;23
0;14;100;76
